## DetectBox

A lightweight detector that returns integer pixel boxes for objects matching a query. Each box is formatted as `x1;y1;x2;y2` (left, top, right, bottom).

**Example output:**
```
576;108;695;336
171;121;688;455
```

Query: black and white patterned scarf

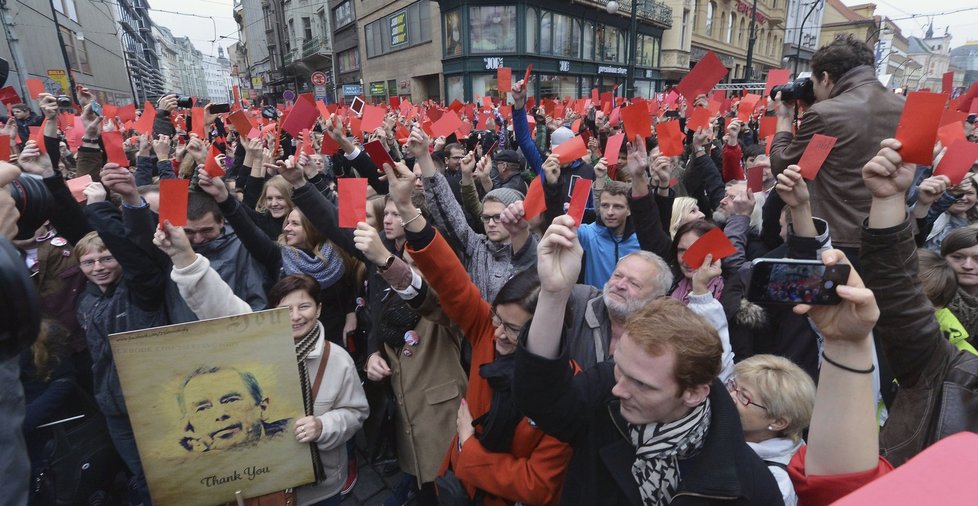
295;322;325;482
629;398;711;506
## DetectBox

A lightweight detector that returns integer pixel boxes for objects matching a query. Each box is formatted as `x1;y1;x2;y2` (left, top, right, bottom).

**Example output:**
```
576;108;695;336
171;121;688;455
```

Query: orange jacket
410;229;572;506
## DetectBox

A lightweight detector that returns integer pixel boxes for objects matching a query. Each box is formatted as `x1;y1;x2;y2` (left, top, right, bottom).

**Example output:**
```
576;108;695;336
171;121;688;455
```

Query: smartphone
747;258;850;306
350;96;365;116
486;140;498;158
209;103;231;114
90;100;103;117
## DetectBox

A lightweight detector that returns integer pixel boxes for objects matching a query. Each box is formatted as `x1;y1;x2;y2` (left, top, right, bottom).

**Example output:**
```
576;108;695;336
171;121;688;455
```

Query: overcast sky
842;0;978;48
148;0;238;58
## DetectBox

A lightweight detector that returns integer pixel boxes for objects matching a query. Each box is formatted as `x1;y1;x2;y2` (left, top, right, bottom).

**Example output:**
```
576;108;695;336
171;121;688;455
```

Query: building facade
818;0;881;50
950;41;978;90
0;0;135;107
908;25;953;92
688;0;787;83
174;36;207;99
202;47;233;103
330;0;362;102
782;0;823;75
358;0;441;104
874;18;911;90
114;0;163;105
280;0;334;102
153;25;185;96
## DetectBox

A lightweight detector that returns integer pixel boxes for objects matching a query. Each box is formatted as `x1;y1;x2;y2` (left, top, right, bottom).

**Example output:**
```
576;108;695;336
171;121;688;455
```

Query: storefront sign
598;65;628;75
736;1;767;24
483;57;504;70
314;86;327;99
369;82;387;96
342;84;363;96
252;76;263;88
559;60;571;72
390;10;407;47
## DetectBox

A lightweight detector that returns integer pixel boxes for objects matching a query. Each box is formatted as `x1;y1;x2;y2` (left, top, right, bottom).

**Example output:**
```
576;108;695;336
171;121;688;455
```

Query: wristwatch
82;136;101;144
694;146;706;157
377;255;396;272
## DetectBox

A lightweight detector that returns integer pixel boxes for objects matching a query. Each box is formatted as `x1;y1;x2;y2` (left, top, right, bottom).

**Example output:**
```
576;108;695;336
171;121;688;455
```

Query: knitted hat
550;126;575;149
483;187;524;206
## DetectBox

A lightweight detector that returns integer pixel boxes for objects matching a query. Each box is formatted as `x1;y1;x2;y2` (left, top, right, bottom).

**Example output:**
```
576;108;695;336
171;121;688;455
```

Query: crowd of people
3;33;978;506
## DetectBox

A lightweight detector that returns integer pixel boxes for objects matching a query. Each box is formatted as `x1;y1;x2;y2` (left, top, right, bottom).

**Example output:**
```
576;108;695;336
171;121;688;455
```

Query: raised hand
383;161;417;208
185;136;206;165
726;119;743;146
649;155;673;188
406;126;430;160
137;133;152;157
915;175;949;207
196;167;230;203
543;154;561;185
775;165;810;208
275;157;304;188
460;150;476;176
730;186;756;216
691;255;722;295
0;161;21;239
691;127;711;150
499;200;528;237
37;93;58;120
82;182;106;204
793;249;878;344
536;214;583;294
353;222;393;266
100;163;139;204
627;135;650;182
512;79;528;110
862;138;914;201
153;134;172;160
593;157;608;182
18;141;54;178
157;94;177;113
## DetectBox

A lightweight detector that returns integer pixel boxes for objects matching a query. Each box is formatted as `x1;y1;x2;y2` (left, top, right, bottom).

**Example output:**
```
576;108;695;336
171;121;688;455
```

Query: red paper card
228;110;256;137
604;132;626;168
687;107;711;131
759;116;777;139
940;110;968;128
26;79;46;99
190;107;206;139
737;94;761;122
363;139;395;173
938;122;966;149
943;71;954;94
746;165;764;193
431;110;464;139
300;128;314;156
280;94;319;137
117;104;136;124
66;174;93;202
133;101;156;134
102;131;129;167
656;120;684;157
338;178;369;228
621;102;652;140
567;178;592;226
361;104;385;133
159;178;190;227
934;139;978;186
764;135;773;157
683;227;736;269
0;134;10;161
497;67;512;93
28;125;46;154
0;86;21;106
895;91;947;165
763;69;791;98
523;65;533;85
675;52;729;104
797;134;837;180
523;177;546;221
203;145;224;177
552;135;588;164
321;132;340;155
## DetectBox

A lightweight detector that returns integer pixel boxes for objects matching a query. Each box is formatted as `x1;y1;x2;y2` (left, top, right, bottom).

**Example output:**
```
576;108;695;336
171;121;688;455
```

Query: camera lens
176;96;194;108
6;174;53;240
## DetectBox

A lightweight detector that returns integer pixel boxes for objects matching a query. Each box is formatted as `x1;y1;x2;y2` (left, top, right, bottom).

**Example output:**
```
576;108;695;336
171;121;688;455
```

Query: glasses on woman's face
490;310;523;338
725;378;768;410
79;255;117;268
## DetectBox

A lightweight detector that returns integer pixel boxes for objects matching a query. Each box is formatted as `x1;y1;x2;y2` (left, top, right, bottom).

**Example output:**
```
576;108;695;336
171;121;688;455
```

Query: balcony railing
576;0;673;29
302;36;330;58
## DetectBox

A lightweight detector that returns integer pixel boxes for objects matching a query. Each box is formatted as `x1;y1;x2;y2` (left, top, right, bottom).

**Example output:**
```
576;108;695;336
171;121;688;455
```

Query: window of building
738;17;746;47
53;0;78;22
582;21;595;60
446;75;464;103
263;6;273;32
681;9;689;46
60;26;90;73
337;48;359;72
539;74;577;99
725;12;733;43
334;1;355;29
317;10;327;38
539;11;581;58
390;10;407;47
596;25;626;64
469;6;517;53
705;1;715;37
364;2;431;58
288;20;295;49
302;18;312;42
633;80;653;99
526;8;538;53
444;9;463;56
636;34;660;67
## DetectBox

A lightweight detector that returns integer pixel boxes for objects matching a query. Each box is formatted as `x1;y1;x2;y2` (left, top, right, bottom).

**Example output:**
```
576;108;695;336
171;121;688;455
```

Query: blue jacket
577;221;639;288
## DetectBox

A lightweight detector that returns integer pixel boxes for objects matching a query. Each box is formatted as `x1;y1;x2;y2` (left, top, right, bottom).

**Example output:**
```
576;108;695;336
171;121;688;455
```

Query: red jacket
722;143;744;182
410;230;572;506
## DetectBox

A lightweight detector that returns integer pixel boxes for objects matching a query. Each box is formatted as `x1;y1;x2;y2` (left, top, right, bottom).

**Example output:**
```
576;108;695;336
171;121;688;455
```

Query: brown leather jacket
862;218;978;466
772;65;904;247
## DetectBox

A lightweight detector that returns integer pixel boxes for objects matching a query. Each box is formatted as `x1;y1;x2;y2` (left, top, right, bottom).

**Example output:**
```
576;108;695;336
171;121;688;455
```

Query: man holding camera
770;35;904;258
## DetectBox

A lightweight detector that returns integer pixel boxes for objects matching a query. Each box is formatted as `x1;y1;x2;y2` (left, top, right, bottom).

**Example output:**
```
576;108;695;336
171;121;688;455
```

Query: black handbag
435;469;483;506
31;386;125;506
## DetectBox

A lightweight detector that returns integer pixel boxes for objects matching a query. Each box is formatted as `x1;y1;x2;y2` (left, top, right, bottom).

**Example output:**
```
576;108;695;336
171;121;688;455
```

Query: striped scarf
629;398;711;505
295;323;325;482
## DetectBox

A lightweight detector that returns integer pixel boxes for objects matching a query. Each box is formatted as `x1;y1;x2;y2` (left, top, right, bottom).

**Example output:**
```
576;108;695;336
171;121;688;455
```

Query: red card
759;116;777;139
0;135;10;161
300;128;314;156
363;139;395;173
0;86;21;106
102;131;129;167
203;145;224;177
934;139;978;186
604;132;626;167
591;88;599;103
675;52;729;104
895;91;947;165
523;64;533;85
431;110;464;139
938;122;966;149
133;101;156;134
66;174;93;202
190;107;206;139
621;102;652;140
117;104;136;124
26;79;46;99
763;69;791;98
737;94;761;122
361;104;385;133
656;120;684;157
29;125;46;154
497;67;512;93
280;94;319;137
159;178;190;227
687;107;711;131
746;165;764;193
228;110;256;137
940;110;968;128
797;134;837;180
552;135;587;164
338;178;369;228
389;96;400;109
682;227;736;269
764;134;773;157
943;71;954;94
321;132;340;155
523;177;547;221
567;178;592;226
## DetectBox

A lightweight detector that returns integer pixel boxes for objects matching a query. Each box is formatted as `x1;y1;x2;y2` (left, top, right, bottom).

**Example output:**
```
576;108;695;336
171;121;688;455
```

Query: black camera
56;95;72;108
0;236;40;361
770;78;815;105
176;96;194;108
7;174;53;240
261;105;279;119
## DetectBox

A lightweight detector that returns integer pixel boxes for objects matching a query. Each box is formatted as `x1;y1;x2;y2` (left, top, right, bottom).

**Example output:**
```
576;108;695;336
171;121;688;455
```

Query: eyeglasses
725;378;767;410
490;310;524;337
79;255;117;268
480;214;502;224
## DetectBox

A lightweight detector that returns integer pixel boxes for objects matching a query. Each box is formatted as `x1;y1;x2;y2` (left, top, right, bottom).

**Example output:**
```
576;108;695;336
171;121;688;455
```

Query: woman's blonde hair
255;175;295;215
73;231;106;259
670;197;699;238
733;355;815;443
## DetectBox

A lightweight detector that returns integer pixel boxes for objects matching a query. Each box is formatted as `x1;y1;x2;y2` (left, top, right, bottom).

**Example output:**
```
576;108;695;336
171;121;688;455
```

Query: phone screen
350;96;365;116
748;260;850;305
209;103;231;114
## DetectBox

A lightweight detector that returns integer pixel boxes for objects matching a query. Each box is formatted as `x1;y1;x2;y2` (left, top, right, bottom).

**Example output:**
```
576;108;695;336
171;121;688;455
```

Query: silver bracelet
400;210;423;227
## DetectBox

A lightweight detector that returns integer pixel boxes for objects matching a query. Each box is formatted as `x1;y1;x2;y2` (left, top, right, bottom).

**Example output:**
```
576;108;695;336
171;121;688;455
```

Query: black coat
514;345;783;506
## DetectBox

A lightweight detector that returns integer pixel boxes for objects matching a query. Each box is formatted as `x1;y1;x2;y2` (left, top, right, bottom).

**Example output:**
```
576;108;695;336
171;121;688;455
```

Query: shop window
365;3;431;58
337;48;359;73
539;74;577;99
60;26;90;74
444;9;463;56
596;25;625;64
334;0;355;29
582;21;594;60
636;34;660;67
446;75;464;103
527;8;538;53
469;6;517;53
539;11;580;58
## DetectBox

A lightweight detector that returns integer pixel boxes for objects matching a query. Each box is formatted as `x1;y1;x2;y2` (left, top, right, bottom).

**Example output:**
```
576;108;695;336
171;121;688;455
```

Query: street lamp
744;0;759;81
606;0;638;98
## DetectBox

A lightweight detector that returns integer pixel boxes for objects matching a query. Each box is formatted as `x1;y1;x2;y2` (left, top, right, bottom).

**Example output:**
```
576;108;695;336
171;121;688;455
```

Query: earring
767;425;774;431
